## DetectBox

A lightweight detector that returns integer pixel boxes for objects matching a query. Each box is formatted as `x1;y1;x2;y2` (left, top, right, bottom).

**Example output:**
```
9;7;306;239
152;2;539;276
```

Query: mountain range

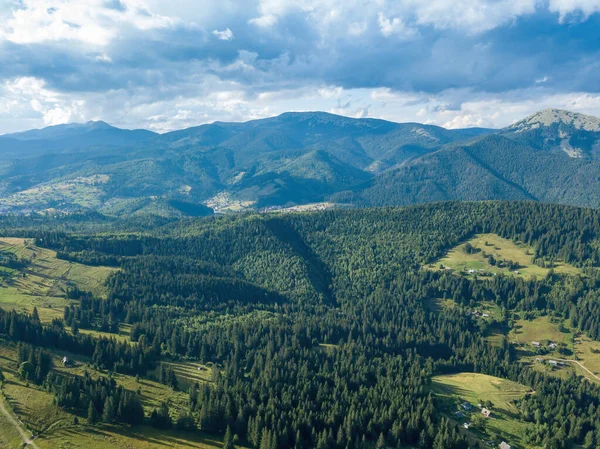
1;108;599;216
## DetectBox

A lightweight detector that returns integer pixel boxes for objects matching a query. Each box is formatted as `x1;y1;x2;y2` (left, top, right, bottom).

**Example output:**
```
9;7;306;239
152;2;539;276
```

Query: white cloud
348;21;368;36
377;12;416;38
0;0;175;46
0;77;86;132
549;0;600;21
212;28;234;40
249;14;278;27
0;0;600;134
403;0;537;33
431;91;600;129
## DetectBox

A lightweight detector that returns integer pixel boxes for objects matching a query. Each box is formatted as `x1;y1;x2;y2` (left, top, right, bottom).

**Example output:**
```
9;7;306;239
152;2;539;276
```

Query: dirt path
0;389;39;449
555;359;600;382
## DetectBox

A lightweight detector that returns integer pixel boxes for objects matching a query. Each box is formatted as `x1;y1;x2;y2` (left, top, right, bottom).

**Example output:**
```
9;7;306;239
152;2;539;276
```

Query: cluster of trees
0;308;156;375
45;371;145;425
0;249;30;270
16;342;52;384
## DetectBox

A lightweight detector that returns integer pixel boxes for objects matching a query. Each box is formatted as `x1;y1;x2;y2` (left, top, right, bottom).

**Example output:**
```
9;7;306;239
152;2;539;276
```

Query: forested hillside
3;109;600;215
2;202;600;448
351;135;600;208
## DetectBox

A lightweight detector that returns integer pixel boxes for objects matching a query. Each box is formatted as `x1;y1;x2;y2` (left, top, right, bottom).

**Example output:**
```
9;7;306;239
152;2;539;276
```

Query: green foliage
6;201;600;448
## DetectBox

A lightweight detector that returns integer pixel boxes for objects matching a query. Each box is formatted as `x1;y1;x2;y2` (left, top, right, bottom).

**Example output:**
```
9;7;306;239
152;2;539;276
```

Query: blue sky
0;0;599;133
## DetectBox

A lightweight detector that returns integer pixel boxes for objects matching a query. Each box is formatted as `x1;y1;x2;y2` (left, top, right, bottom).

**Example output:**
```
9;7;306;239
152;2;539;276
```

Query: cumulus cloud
0;0;599;133
377;12;416;38
212;28;234;40
549;0;600;21
0;0;174;46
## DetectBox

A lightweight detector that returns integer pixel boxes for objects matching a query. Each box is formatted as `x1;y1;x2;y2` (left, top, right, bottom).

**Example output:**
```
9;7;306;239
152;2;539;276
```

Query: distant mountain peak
506;108;600;133
84;120;114;129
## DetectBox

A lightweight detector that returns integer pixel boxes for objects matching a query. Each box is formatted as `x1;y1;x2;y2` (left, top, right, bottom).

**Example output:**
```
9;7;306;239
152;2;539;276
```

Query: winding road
0;390;39;449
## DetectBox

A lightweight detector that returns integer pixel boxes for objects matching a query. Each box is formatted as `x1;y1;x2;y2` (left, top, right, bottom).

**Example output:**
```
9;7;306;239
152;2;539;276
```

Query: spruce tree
102;397;116;423
223;425;234;449
87;401;99;424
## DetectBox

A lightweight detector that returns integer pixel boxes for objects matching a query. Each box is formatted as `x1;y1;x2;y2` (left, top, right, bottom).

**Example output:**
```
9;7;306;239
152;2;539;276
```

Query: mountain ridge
0;108;599;216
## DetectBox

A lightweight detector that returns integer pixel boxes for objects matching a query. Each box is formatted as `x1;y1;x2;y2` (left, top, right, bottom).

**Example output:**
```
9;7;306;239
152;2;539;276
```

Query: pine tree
376;432;386;449
88;401;99;424
160;364;167;384
295;430;303;449
167;368;179;390
102;397;116;423
223;425;235;449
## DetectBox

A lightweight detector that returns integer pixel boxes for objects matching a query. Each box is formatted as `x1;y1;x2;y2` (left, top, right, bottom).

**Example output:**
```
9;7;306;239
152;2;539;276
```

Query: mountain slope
0;112;492;215
0;121;157;157
352;133;600;208
3;109;600;215
499;108;600;158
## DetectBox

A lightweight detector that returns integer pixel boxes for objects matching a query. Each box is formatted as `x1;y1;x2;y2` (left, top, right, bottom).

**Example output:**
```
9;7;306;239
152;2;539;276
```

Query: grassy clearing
423;298;456;313
508;315;600;383
0;238;116;322
509;316;572;348
428;233;581;279
0;341;222;449
0;395;22;449
36;425;223;449
0;176;108;212
148;361;214;391
77;325;132;344
431;372;533;447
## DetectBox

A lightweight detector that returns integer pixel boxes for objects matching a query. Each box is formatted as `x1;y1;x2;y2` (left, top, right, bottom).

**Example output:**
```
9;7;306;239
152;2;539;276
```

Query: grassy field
0;238;116;322
0;341;224;449
509;316;572;349
148;360;214;392
428;233;581;279
0;175;109;213
431;372;533;447
0;392;22;449
36;425;224;449
506;315;600;383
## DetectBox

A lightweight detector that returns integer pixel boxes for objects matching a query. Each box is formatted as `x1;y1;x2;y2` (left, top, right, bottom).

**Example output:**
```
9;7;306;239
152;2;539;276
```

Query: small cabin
461;402;473;411
499;442;511;449
549;360;558;366
62;356;70;366
481;408;491;418
531;341;541;347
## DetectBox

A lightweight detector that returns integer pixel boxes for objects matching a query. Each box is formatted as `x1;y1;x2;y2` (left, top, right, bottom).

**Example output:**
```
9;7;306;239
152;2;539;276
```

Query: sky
0;0;599;133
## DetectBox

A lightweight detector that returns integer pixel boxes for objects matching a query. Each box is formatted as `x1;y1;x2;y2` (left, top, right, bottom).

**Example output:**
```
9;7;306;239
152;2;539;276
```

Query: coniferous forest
4;201;600;448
